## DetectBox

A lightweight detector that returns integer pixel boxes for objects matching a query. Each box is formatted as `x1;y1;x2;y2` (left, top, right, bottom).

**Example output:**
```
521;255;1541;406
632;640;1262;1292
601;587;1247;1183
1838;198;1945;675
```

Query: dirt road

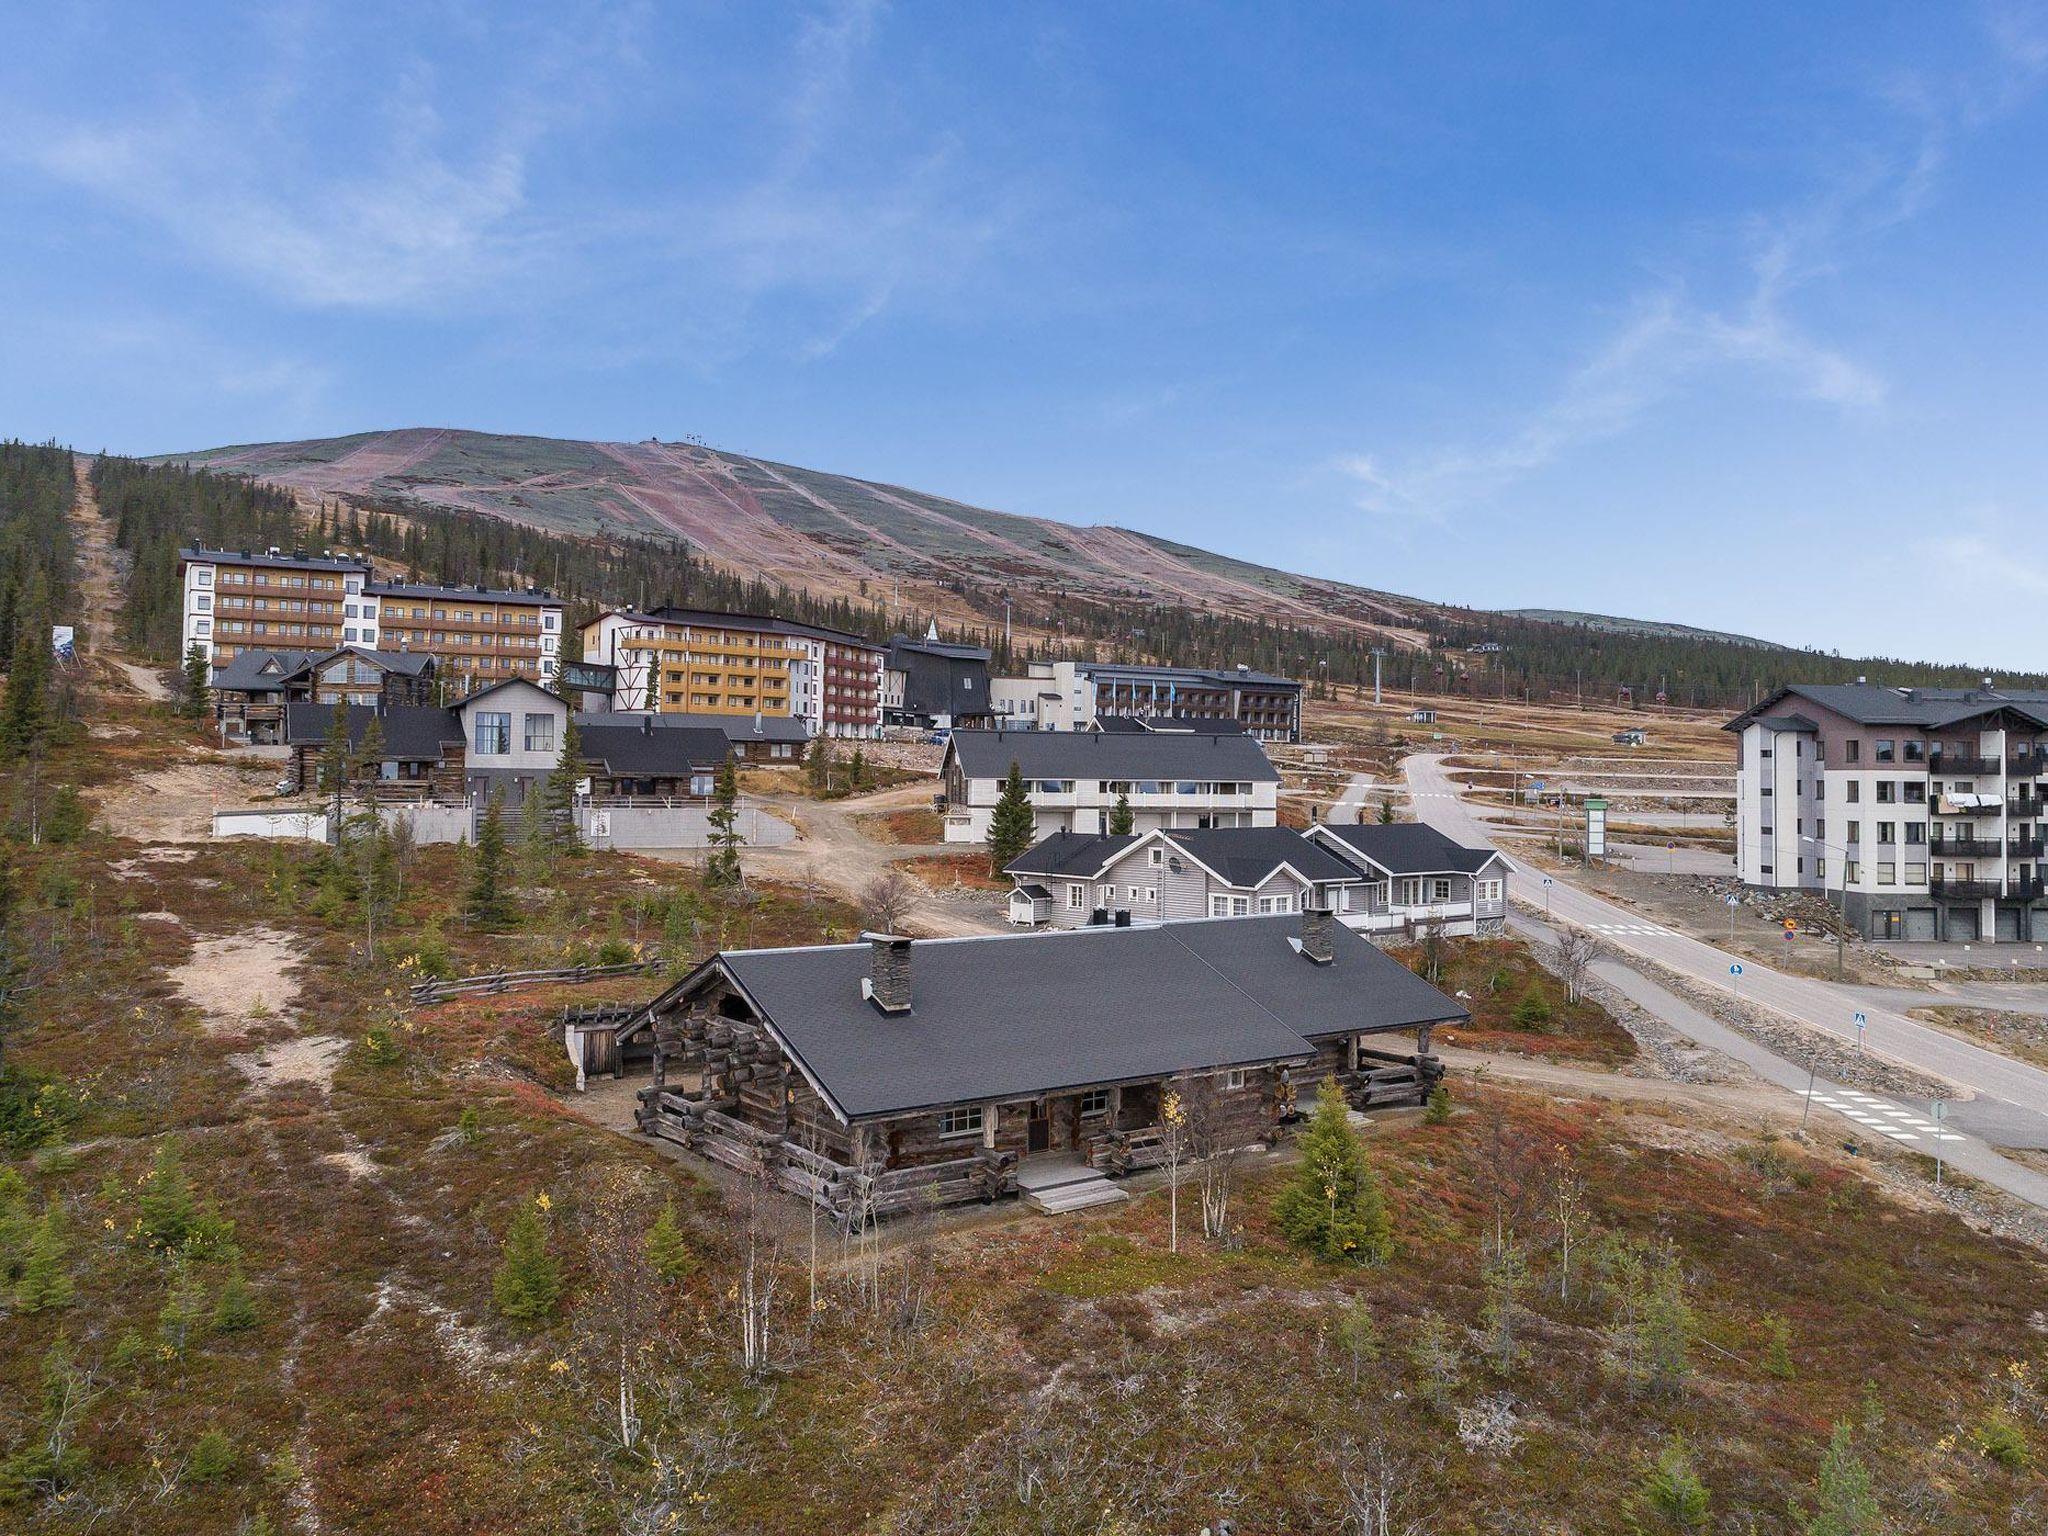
67;453;171;700
641;781;1006;938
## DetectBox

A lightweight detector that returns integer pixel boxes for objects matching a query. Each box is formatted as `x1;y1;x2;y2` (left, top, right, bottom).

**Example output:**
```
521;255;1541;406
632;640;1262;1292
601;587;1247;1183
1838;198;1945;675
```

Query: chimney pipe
1296;902;1335;965
861;932;913;1013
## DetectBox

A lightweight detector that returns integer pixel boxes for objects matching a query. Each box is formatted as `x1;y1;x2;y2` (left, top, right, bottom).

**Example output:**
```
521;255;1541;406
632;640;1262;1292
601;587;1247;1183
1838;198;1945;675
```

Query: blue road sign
1729;962;1744;977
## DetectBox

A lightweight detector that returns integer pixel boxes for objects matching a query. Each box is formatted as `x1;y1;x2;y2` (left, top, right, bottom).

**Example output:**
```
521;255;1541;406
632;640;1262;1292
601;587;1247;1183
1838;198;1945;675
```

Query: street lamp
1798;835;1850;979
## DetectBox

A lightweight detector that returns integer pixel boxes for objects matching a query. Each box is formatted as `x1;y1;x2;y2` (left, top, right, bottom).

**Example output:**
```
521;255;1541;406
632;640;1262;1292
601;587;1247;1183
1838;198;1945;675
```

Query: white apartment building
1727;682;2048;942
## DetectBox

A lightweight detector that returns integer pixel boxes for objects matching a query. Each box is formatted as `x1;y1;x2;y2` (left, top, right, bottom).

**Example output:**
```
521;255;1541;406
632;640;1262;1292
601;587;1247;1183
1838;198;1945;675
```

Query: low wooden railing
410;955;666;1006
1088;1125;1169;1174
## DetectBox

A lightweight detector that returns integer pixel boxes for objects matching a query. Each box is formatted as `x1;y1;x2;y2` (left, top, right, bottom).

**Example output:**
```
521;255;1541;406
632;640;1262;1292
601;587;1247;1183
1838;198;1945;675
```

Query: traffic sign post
1542;875;1554;920
1729;961;1743;995
1932;1100;1946;1188
1725;892;1739;942
1852;1010;1867;1051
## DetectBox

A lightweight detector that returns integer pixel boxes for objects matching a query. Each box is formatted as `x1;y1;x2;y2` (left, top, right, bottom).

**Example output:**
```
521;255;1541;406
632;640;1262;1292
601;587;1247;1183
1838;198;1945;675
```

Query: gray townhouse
1005;826;1365;927
1302;822;1511;938
940;728;1280;843
1726;681;2048;942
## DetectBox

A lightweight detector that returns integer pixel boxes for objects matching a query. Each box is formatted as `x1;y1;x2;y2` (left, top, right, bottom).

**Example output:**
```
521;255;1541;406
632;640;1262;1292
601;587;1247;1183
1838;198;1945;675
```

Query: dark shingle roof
1080;662;1299;691
701;916;1465;1119
579;724;730;777
301;646;436;677
1092;714;1248;735
180;547;364;574
888;636;992;718
1312;822;1498;876
367;580;558;604
283;703;462;760
1165;827;1362;887
1727;684;2048;733
1006;831;1138;878
947;729;1280;783
576;710;809;744
211;650;318;692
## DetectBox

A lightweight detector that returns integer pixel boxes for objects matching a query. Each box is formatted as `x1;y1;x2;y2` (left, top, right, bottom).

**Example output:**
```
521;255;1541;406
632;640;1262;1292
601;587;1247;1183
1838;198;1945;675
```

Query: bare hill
161;428;1443;642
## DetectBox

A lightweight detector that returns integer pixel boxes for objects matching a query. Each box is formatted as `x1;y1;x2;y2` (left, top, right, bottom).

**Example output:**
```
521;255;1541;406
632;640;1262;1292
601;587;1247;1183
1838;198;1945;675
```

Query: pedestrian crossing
1586;921;1675;938
1805;1088;1963;1143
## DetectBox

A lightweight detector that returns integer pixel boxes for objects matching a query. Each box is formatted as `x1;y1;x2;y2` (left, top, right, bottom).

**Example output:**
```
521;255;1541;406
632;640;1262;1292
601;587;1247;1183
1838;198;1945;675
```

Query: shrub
1633;1434;1710;1531
111;1330;145;1370
1272;1092;1392;1264
187;1430;238;1484
1424;1084;1452;1124
493;1201;562;1326
406;931;455;981
42;785;89;843
1512;985;1553;1028
596;937;635;967
1972;1411;2030;1470
456;1106;484;1146
360;1026;402;1067
1762;1313;1796;1380
1801;1421;1880;1536
0;1065;79;1152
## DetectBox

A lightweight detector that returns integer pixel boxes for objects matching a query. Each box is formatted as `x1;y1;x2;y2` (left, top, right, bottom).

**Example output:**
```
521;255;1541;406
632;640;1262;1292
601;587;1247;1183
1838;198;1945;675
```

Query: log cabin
629;909;1464;1222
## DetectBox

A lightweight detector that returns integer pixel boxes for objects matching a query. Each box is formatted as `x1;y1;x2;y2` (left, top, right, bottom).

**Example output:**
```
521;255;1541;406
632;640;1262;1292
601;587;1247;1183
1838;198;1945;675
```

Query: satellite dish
1168;857;1184;874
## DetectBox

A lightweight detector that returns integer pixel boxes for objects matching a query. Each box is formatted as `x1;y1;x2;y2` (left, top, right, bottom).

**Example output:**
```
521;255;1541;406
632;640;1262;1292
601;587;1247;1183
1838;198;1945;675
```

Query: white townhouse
1004;826;1366;928
1302;821;1511;938
939;729;1281;844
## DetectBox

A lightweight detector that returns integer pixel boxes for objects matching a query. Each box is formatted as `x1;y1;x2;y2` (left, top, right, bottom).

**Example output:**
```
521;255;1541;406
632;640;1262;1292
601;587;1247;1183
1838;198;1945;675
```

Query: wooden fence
409;955;666;1006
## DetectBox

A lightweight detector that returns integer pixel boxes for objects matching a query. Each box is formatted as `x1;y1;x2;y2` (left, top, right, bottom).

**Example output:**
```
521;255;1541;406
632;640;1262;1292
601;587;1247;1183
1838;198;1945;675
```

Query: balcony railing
1935;798;2005;817
2010;835;2047;859
1930;837;2002;859
1930;878;2002;901
2009;798;2048;821
2011;876;2046;903
1929;751;1999;775
2009;748;2048;777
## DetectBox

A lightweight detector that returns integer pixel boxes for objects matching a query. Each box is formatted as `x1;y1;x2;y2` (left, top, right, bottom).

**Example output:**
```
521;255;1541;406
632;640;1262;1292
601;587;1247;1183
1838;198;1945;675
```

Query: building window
523;713;555;753
1077;1088;1111;1117
1905;862;1927;884
195;570;212;586
1149;846;1163;866
1067;884;1086;910
1222;1068;1247;1091
1875;740;1895;763
1877;863;1896;886
936;1106;984;1138
1846;740;1861;763
1876;781;1896;804
474;711;511;754
1846;782;1860;802
1257;893;1295;914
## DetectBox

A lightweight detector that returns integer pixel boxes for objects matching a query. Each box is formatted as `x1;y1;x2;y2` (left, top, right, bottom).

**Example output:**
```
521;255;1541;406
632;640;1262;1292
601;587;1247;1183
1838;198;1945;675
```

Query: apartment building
987;659;1302;742
940;728;1280;842
581;607;883;738
882;629;993;730
1726;681;2048;942
179;548;564;695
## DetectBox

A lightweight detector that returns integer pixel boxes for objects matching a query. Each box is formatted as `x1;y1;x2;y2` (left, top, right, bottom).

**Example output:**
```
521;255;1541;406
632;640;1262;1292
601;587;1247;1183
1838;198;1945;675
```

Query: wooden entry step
1018;1158;1130;1216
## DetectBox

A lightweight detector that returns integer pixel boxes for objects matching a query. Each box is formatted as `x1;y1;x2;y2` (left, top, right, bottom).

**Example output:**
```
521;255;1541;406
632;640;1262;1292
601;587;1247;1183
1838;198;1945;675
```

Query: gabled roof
672;916;1465;1121
887;635;992;717
458;677;568;709
578;723;730;777
299;646;436;678
1725;683;2048;734
1006;830;1139;878
1310;821;1499;877
1092;714;1247;735
282;703;463;760
211;649;319;692
366;579;559;605
576;710;809;744
947;728;1280;783
1162;827;1362;888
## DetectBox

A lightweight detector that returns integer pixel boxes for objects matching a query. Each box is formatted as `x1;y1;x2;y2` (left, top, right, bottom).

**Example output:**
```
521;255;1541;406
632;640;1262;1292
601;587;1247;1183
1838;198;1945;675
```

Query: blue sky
5;3;2048;666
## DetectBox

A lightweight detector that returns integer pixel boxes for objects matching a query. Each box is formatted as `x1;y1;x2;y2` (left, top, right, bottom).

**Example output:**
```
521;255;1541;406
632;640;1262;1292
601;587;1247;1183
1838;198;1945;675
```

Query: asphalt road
1406;753;2048;1173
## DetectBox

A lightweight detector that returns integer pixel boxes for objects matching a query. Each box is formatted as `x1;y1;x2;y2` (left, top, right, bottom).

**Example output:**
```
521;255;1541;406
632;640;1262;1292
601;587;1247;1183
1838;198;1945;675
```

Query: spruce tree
181;644;211;722
1272;1090;1392;1264
1108;792;1135;836
212;1263;258;1333
1632;1435;1710;1532
1377;796;1397;826
138;1137;197;1253
0;597;51;759
805;734;833;795
13;1205;74;1312
538;714;583;854
704;755;744;887
492;1202;562;1326
986;760;1036;875
319;697;352;792
352;713;386;782
646;1200;694;1282
848;745;866;790
1802;1423;1881;1536
466;789;513;929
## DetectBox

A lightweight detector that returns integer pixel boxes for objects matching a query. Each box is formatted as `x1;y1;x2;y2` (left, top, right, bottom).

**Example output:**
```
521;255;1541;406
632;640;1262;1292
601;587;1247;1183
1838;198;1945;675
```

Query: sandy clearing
171;927;304;1033
92;760;271;842
230;1035;350;1092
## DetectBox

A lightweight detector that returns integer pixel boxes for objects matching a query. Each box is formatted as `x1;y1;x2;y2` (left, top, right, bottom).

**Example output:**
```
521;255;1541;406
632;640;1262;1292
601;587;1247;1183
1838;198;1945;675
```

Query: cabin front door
1026;1100;1051;1154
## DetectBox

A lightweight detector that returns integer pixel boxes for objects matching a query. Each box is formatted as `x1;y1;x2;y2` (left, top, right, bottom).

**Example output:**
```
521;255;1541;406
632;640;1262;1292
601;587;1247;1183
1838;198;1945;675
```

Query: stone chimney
1298;903;1335;965
861;932;913;1013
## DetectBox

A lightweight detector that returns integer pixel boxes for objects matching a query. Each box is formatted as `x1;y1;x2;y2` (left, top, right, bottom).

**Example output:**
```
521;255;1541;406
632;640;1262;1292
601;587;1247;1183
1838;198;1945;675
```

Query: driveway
1406;752;2048;1201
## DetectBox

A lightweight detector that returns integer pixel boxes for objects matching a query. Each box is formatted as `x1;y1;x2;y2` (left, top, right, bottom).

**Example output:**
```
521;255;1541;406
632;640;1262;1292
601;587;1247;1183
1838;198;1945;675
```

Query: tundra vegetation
0;445;2042;1531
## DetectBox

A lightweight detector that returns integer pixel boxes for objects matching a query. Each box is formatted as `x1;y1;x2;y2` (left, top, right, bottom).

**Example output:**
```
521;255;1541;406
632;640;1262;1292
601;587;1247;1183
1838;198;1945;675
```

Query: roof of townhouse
889;634;992;662
1164;827;1363;888
1726;683;2048;733
1091;714;1248;735
283;702;464;759
1312;821;1499;877
578;723;732;777
1005;830;1139;878
459;677;569;708
179;546;366;573
887;634;992;717
364;579;559;604
946;728;1281;782
210;649;320;692
1079;661;1300;691
685;917;1466;1120
604;605;881;649
575;710;810;744
296;645;437;677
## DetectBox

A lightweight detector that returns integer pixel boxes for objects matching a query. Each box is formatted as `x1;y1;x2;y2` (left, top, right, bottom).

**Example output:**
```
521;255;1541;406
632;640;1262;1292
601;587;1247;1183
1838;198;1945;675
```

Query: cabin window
523;713;555;753
1257;893;1294;914
1432;879;1454;902
937;1106;984;1138
1222;1068;1247;1091
1209;894;1251;917
1149;846;1163;866
473;711;511;755
1066;884;1086;910
1078;1089;1111;1117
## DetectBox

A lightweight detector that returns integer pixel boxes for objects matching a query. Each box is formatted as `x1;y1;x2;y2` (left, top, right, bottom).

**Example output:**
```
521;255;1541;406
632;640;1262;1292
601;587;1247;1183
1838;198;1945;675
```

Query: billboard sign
1584;796;1607;860
51;625;75;662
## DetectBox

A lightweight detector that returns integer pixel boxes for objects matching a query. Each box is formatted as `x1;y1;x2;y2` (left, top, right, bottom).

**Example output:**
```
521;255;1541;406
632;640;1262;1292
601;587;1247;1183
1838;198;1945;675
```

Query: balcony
1929;837;2002;859
2011;876;2046;903
1929;750;1999;776
2009;748;2048;777
1935;797;2005;817
1930;878;2002;901
2011;835;2047;859
2009;798;2048;821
